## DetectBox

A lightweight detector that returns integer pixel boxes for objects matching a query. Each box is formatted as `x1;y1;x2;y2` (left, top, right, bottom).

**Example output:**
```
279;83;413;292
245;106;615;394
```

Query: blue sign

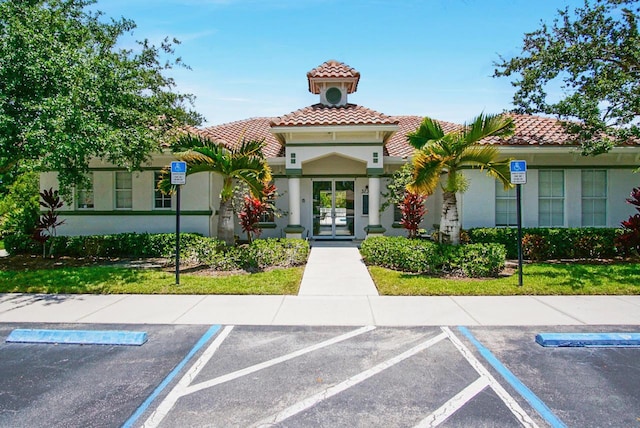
171;161;187;173
510;160;527;172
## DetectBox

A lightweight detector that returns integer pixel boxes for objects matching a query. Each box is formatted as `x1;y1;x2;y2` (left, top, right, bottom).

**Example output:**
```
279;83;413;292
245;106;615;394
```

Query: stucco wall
460;166;640;229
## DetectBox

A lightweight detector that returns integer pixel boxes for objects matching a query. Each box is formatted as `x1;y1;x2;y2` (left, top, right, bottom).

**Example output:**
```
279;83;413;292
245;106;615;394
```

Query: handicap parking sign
510;160;527;184
510;160;526;172
170;161;187;185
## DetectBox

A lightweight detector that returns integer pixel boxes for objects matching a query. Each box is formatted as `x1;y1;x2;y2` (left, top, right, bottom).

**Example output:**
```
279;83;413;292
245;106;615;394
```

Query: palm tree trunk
217;197;235;246
440;191;461;245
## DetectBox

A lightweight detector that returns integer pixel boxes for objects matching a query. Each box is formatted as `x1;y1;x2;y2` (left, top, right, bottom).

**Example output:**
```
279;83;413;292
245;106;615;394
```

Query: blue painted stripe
536;332;640;347
6;329;147;346
121;324;221;428
457;326;567;428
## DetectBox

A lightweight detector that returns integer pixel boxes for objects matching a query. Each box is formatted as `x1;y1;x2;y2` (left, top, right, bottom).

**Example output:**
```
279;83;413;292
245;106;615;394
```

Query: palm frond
406;117;445;150
462;113;515;144
408;152;444;195
457;145;502;167
485;160;513;190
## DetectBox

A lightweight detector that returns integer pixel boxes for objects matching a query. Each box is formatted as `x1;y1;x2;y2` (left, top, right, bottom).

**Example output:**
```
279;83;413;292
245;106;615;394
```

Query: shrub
469;227;621;260
458;243;506;278
245;238;309;270
522;234;551;262
360;236;441;274
616;187;640;255
360;236;506;277
3;232;309;272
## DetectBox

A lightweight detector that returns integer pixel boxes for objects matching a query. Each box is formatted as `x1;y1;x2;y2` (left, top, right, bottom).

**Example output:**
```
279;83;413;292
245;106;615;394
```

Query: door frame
311;179;355;240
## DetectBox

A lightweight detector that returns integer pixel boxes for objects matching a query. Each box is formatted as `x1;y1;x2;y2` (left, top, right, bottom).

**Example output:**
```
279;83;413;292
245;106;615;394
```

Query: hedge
360;236;506;278
468;227;622;260
4;233;309;271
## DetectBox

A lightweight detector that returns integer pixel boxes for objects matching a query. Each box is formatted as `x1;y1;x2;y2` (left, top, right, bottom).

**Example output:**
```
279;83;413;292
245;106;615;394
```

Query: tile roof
307;60;360;94
385;116;460;158
271;103;399;127
482;114;579;146
191;118;283;158
192;111;637;159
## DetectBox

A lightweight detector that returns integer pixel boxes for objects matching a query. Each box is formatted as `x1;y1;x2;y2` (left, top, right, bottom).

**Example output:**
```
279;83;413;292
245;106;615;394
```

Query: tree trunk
439;191;460;245
217;197;235;246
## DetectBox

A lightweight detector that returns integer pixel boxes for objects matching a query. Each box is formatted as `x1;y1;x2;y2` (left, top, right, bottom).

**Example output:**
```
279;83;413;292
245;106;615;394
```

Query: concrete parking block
0;294;126;323
174;295;285;325
273;296;375;325
534;296;640;325
78;295;206;324
452;296;582;326
368;296;479;326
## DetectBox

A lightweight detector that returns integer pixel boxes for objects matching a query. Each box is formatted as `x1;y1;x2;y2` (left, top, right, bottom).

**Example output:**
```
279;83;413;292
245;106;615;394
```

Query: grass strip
370;263;640;296
0;266;303;295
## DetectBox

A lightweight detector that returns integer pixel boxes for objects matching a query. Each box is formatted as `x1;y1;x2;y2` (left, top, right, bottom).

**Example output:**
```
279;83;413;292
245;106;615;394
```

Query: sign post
510;160;527;287
170;161;187;285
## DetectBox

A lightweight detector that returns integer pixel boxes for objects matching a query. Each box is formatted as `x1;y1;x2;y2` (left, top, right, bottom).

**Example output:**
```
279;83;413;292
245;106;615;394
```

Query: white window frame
115;171;133;210
154;172;172;209
581;169;607;227
538;170;565;227
495;181;517;226
76;172;94;210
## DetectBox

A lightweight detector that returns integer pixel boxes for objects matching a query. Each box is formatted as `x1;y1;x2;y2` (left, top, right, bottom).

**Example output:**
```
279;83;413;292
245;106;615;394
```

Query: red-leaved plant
238;183;277;243
32;188;65;257
616;187;640;256
399;191;427;239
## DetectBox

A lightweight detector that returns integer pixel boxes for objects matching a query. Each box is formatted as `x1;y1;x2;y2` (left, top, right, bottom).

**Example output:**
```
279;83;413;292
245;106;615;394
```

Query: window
362;194;369;215
538;170;564;226
393;204;402;223
115;172;132;209
260;196;276;223
154;172;171;209
495;181;517;226
582;170;607;226
76;173;94;209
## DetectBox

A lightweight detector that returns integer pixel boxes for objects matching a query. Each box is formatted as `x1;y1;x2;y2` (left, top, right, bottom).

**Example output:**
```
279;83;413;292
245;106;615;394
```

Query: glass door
312;180;355;239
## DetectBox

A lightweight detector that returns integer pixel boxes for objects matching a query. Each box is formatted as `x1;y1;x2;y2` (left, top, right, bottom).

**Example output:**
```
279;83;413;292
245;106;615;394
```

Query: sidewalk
0;241;639;326
0;293;639;326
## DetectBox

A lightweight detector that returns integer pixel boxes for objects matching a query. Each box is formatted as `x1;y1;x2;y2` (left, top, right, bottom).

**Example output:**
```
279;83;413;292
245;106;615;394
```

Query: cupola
306;60;360;107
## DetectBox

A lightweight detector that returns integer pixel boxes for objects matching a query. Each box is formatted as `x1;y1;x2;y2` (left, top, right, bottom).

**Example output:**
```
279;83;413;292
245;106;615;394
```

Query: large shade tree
159;134;272;246
494;0;639;156
406;114;515;245
0;0;202;196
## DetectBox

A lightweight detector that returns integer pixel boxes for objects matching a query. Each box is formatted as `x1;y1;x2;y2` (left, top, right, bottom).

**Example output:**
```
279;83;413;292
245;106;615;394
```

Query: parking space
0;323;210;428
1;323;639;427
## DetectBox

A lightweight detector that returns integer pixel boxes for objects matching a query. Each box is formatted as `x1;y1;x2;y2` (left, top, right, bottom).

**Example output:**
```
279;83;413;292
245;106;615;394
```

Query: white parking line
141;325;234;428
414;376;490;427
252;331;448;428
442;327;539;428
184;325;376;396
141;325;375;428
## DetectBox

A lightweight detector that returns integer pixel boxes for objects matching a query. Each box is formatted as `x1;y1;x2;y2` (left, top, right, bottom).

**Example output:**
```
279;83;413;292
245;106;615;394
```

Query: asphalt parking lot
0;323;639;427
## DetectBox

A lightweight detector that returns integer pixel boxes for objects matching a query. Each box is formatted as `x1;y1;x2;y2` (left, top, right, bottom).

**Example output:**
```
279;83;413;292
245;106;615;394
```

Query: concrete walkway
298;240;378;296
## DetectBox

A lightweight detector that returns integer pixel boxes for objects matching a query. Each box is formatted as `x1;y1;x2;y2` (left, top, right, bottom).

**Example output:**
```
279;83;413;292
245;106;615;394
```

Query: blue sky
97;0;584;126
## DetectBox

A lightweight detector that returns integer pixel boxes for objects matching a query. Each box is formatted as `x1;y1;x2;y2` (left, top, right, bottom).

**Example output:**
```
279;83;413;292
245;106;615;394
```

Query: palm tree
406;113;515;245
159;134;272;245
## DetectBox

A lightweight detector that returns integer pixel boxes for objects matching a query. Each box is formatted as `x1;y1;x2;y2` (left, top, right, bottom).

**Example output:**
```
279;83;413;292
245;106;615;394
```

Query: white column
285;177;303;238
289;177;300;225
368;176;381;226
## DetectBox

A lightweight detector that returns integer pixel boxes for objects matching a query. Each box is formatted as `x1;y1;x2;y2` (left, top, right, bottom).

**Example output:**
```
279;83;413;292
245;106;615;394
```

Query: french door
312;180;355;239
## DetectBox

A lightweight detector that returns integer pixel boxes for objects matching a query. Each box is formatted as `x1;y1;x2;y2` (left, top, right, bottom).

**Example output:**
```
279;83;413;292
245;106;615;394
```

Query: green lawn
0;266;303;295
369;263;640;296
0;240;4;250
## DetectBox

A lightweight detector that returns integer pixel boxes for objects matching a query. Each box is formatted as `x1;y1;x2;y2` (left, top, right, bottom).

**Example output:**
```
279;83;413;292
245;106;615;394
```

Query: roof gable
307;60;360;94
271;103;399;127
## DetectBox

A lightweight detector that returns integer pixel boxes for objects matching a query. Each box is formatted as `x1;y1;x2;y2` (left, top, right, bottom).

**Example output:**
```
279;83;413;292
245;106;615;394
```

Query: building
41;60;640;240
